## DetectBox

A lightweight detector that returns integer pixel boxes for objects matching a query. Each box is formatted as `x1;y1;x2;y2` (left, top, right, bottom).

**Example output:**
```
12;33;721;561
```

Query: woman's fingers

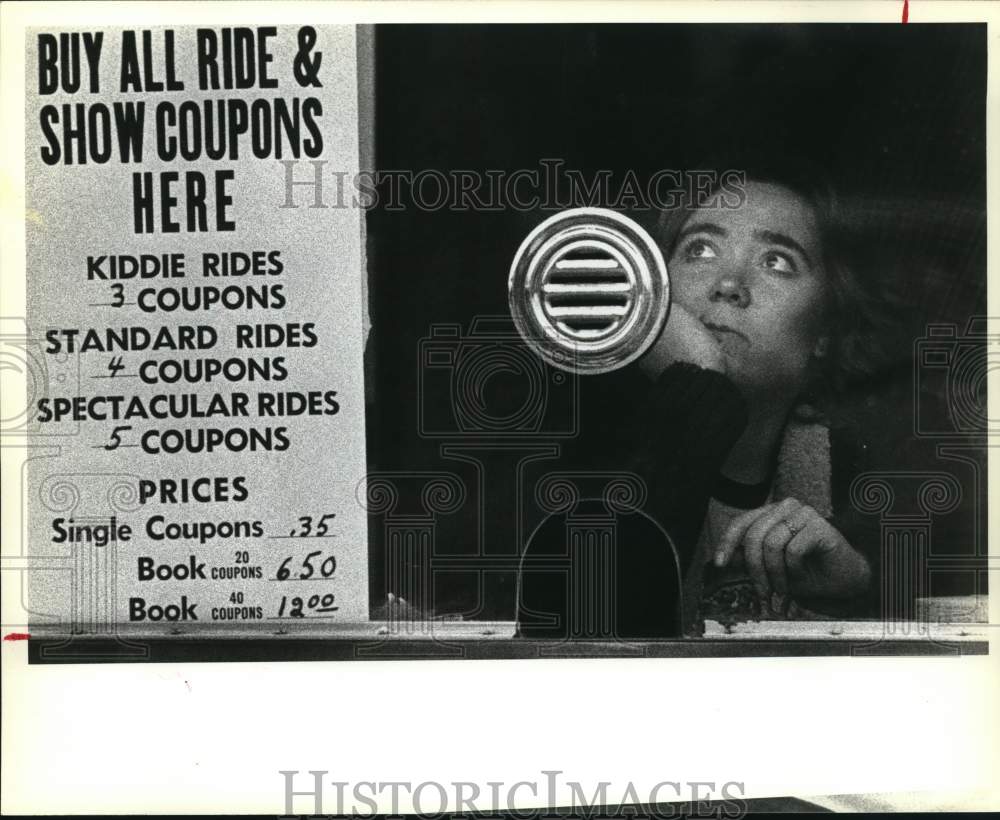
784;519;829;593
715;498;818;602
714;499;797;595
767;504;817;596
784;515;870;598
714;505;771;568
715;499;796;563
739;499;799;600
762;522;791;596
716;499;870;604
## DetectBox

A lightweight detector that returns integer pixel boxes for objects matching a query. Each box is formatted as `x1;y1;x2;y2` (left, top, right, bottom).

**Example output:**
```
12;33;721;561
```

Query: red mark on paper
4;632;30;642
902;0;909;23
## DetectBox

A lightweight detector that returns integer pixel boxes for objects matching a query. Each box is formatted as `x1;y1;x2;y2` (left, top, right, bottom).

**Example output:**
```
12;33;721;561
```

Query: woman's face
667;180;829;396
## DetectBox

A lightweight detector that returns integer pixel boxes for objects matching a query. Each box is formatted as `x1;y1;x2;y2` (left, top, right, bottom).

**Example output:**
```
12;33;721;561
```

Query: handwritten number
316;513;335;536
275;551;337;581
105;424;131;451
301;550;320;580
276;593;337;618
276;556;292;581
288;514;336;537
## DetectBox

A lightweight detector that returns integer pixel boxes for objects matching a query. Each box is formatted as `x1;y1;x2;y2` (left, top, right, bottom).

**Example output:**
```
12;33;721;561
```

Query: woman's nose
708;273;751;309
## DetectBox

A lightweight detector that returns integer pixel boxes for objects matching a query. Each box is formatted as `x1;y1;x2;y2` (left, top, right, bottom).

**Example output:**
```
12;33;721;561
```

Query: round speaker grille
508;208;670;374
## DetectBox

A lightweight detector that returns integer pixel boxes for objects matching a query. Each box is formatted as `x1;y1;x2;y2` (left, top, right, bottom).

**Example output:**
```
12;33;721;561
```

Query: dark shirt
516;361;983;638
517;362;748;639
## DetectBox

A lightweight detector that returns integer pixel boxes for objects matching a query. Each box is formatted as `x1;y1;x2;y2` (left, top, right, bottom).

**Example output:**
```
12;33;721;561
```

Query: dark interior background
364;24;987;620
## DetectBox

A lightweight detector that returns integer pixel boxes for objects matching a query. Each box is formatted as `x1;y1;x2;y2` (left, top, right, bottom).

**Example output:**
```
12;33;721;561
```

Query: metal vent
508;208;670;374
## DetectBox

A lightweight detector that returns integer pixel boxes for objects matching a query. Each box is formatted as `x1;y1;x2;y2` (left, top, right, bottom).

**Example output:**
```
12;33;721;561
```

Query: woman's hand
713;497;871;608
638;303;726;380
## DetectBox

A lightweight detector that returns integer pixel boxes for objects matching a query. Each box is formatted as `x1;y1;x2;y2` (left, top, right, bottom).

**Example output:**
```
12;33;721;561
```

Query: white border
2;2;998;814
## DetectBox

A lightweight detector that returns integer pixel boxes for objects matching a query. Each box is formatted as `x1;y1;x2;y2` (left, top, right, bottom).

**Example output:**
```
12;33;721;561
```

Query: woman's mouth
701;319;749;344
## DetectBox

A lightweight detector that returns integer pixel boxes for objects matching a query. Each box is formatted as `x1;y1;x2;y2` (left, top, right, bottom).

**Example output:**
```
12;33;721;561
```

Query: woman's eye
683;240;717;260
763;251;797;274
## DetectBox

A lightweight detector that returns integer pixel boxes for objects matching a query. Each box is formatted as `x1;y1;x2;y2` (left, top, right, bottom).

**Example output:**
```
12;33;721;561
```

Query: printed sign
24;25;370;635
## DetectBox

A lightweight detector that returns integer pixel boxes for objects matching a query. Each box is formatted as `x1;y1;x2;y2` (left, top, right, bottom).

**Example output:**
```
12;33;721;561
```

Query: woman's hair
650;155;906;404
